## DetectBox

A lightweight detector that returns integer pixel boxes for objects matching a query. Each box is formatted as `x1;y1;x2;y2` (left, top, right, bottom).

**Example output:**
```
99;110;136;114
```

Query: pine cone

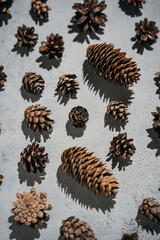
109;133;136;159
121;232;138;240
107;101;130;122
56;74;80;98
60;216;97;240
0;175;3;181
11;188;52;229
69;106;89;128
20;142;49;173
155;72;160;84
135;18;159;45
0;0;15;14
0;65;7;89
139;198;160;224
71;0;107;34
86;43;141;87
22;72;45;95
39;33;64;60
61;146;119;198
151;107;160;137
24;104;55;133
31;0;51;19
123;0;146;8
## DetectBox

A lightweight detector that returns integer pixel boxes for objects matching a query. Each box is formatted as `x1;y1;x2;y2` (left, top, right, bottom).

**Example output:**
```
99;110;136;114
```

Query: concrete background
0;0;160;239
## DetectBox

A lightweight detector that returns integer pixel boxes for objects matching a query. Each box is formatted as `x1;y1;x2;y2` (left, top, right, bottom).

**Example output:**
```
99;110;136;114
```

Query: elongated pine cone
24;104;55;133
11;188;52;229
0;65;7;89
152;107;160;137
61;146;119;198
71;0;107;34
60;216;97;240
0;0;15;14
109;133;136;159
123;0;146;8
86;43;141;87
69;106;89;128
139;198;160;224
31;0;51;19
22;72;45;95
56;74;80;98
107;101;130;122
121;232;138;240
20;142;49;173
39;33;64;60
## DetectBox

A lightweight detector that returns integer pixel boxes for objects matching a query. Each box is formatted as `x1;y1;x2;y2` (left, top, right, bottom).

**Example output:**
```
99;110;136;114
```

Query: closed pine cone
24;104;55;133
31;0;51;19
60;216;97;240
39;33;64;60
0;65;7;89
11;188;52;229
61;146;119;198
139;198;160;224
121;232;138;240
152;107;160;138
0;0;15;14
69;106;89;128
123;0;146;8
87;43;141;87
56;74;80;98
22;72;45;95
20;142;49;173
109;133;136;159
107;101;130;122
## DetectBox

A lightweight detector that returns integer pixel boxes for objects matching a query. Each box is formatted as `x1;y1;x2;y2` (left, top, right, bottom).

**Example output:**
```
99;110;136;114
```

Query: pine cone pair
31;0;52;20
0;65;7;90
107;101;130;123
123;0;146;8
69;106;89;128
0;0;15;14
22;72;45;95
121;233;138;240
152;107;160;137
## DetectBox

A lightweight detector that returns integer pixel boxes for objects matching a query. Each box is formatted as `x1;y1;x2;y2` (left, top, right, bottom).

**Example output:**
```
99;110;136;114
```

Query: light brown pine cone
31;0;52;20
22;72;45;95
0;0;15;14
0;65;7;89
107;101;130;122
123;0;146;8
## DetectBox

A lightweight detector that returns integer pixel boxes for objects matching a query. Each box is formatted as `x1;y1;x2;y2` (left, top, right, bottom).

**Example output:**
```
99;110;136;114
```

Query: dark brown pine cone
69;106;89;128
151;107;160;137
107;101;130;122
121;232;138;240
31;0;52;20
39;33;64;60
123;0;146;8
22;72;45;95
0;65;7;89
0;0;15;14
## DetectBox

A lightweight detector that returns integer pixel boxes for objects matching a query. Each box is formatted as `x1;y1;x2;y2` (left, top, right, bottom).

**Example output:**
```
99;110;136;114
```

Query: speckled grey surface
0;0;160;239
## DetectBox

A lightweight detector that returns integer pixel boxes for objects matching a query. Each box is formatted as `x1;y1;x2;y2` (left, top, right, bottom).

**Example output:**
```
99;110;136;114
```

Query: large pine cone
60;216;97;240
24;104;55;133
139;198;160;224
0;0;15;14
123;0;146;8
152;107;160;137
121;233;138;240
22;72;45;95
20;142;49;173
61;146;119;198
109;133;136;159
86;43;141;87
71;0;107;34
56;74;80;98
11;188;52;229
107;101;130;122
69;106;89;128
31;0;51;19
0;65;7;89
39;33;64;60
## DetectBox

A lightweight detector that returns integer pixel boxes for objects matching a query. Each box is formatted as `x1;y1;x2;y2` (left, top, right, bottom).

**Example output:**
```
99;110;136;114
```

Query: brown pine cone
139;198;160;224
87;43;141;87
22;72;45;95
11;188;52;229
0;175;3;181
123;0;146;8
71;0;107;34
151;107;160;137
61;146;119;198
24;104;55;133
31;0;51;20
56;74;80;98
69;106;89;128
39;33;64;60
0;65;7;89
0;0;15;14
109;133;136;159
155;72;160;84
121;232;138;240
107;101;130;122
60;216;97;240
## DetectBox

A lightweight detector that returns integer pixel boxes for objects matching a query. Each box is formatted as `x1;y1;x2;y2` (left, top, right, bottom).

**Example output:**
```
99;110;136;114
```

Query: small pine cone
123;0;146;8
107;101;130;122
152;107;160;137
11;188;52;229
139;198;160;224
60;216;97;240
61;146;119;198
56;74;80;98
86;43;141;87
39;33;64;60
31;0;51;20
121;232;138;240
69;106;89;128
20;142;49;173
71;0;107;34
0;0;15;14
0;175;3;180
22;72;45;95
24;104;55;133
109;133;136;159
0;65;7;89
155;72;160;84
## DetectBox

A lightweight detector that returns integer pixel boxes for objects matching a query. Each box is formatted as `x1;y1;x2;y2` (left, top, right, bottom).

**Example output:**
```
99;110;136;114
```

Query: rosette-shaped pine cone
39;33;64;60
121;232;138;240
56;74;80;98
0;0;15;14
139;198;160;224
0;65;7;90
31;0;51;20
22;72;45;95
71;0;107;34
11;188;52;229
109;133;136;159
107;101;130;123
152;107;160;137
20;142;49;173
60;216;97;240
123;0;146;8
69;106;89;128
61;146;119;198
24;104;55;133
135;18;159;45
87;43;141;87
